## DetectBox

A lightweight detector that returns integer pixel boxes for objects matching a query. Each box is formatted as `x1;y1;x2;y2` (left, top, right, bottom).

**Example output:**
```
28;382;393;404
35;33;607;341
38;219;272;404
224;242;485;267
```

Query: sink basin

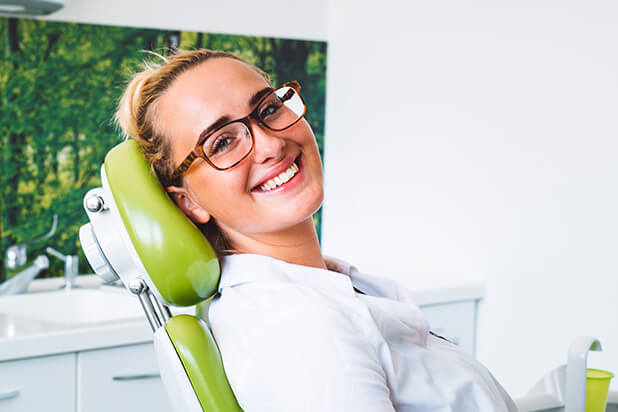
0;288;144;325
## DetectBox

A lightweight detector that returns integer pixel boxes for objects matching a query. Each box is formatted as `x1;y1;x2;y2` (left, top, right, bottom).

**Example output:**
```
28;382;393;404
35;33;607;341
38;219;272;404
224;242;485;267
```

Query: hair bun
115;69;154;140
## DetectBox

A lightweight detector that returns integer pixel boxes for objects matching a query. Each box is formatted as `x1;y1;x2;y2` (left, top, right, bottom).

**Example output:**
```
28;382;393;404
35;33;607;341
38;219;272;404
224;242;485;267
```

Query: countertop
399;273;485;306
0;276;153;362
0;273;484;362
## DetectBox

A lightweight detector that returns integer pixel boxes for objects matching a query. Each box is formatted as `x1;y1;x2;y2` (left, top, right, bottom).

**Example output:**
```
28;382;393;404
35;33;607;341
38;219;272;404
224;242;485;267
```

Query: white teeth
259;162;299;191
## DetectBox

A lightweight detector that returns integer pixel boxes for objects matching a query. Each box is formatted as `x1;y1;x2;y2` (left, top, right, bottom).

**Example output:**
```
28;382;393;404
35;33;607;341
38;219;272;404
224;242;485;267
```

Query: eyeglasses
170;80;306;184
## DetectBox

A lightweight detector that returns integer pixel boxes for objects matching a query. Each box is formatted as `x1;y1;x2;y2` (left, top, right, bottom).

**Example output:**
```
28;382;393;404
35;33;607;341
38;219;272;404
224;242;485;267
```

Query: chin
297;185;324;220
271;187;324;230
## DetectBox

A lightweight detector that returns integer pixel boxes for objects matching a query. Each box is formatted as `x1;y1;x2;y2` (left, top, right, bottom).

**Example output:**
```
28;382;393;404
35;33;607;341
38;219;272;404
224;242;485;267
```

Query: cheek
291;122;321;163
297;121;316;144
189;168;248;217
300;129;323;171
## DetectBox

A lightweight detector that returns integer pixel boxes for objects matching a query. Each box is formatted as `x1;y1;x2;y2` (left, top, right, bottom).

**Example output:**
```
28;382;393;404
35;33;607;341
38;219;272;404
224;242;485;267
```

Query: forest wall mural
0;17;327;281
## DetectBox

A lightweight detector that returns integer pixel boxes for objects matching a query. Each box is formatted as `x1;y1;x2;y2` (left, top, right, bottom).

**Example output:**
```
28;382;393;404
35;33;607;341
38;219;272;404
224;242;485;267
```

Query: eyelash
210;136;232;154
259;100;282;118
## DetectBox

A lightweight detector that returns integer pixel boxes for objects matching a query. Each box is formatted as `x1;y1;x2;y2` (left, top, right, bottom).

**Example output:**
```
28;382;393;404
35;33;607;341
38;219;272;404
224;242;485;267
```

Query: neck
220;218;326;270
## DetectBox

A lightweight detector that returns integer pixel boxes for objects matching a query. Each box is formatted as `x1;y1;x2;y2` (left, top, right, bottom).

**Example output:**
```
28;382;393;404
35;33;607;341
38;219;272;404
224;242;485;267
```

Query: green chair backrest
102;140;242;411
104;139;220;306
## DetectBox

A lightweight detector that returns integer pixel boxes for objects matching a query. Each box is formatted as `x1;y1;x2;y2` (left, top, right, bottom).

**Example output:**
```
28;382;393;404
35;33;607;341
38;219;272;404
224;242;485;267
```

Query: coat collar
217;253;408;305
217;254;356;294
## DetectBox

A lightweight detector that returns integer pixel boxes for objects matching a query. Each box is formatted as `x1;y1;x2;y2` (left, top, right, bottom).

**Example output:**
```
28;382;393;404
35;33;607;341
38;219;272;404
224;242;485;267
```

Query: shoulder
209;279;360;336
208;262;379;360
212;253;364;322
209;253;378;362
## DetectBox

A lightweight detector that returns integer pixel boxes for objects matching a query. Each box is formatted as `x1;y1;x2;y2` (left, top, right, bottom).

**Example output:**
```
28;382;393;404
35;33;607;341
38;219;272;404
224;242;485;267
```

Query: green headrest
104;140;220;306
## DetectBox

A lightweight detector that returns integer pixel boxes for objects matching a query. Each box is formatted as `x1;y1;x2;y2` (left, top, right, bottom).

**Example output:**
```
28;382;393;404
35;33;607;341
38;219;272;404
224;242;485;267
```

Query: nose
250;120;286;164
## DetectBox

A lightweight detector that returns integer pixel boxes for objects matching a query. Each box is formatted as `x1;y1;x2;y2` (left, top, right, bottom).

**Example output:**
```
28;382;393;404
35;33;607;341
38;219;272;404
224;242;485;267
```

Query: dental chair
80;140;617;412
79;139;242;412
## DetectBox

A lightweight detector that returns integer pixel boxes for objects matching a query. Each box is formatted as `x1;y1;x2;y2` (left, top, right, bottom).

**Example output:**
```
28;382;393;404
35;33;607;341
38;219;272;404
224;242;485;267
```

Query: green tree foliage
0;18;326;281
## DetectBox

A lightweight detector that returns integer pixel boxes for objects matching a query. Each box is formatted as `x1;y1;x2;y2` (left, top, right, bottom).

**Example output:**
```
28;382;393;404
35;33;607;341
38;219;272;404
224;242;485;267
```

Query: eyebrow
197;86;274;143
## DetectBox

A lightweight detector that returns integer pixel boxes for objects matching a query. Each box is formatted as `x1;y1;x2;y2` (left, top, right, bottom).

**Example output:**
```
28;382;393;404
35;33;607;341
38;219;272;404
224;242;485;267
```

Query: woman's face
158;58;324;237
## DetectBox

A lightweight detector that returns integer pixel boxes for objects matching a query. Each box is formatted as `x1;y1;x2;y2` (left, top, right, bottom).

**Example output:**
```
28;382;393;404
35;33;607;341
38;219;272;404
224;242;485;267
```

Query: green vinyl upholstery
103;140;242;411
104;139;219;306
166;315;243;412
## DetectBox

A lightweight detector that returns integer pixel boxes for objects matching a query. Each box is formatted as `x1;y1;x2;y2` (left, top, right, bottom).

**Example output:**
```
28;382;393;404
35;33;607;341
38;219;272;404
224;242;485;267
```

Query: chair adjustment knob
128;278;147;295
85;195;105;213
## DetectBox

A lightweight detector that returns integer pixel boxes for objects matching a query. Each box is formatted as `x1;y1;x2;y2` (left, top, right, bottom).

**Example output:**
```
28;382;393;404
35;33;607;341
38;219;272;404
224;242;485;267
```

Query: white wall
38;0;617;399
322;0;618;397
43;0;327;41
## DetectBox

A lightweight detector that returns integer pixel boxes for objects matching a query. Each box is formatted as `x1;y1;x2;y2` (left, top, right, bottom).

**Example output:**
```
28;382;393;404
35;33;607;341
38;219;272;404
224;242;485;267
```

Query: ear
166;185;211;224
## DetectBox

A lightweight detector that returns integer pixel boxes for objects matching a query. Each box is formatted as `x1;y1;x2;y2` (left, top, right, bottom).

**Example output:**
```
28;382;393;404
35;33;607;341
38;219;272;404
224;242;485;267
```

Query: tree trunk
144;33;158;51
8;17;19;56
73;127;80;183
269;38;279;82
43;32;61;61
275;40;310;84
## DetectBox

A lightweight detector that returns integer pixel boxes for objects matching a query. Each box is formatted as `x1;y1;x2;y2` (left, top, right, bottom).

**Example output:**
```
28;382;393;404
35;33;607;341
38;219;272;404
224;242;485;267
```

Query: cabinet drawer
0;353;75;412
77;343;172;412
420;300;477;355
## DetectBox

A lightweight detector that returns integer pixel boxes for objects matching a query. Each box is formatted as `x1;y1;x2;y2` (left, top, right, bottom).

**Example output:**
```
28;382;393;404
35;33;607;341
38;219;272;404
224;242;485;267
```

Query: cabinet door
77;343;172;412
0;353;75;412
420;300;477;356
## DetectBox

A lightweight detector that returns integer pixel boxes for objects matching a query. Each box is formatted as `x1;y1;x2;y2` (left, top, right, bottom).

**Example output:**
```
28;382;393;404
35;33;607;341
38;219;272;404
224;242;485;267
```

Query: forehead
157;58;269;155
170;57;268;103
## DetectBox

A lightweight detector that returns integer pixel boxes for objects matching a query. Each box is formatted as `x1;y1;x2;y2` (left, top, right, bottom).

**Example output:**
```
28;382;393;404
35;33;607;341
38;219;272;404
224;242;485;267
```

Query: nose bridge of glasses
248;119;286;163
245;112;277;136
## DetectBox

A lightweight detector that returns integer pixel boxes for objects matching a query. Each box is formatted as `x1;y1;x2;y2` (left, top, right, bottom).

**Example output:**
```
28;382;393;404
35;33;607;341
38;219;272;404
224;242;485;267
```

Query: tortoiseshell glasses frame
169;80;306;185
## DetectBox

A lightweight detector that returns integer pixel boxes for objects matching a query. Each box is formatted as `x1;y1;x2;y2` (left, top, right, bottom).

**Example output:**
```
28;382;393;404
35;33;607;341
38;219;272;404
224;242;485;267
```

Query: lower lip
252;157;304;195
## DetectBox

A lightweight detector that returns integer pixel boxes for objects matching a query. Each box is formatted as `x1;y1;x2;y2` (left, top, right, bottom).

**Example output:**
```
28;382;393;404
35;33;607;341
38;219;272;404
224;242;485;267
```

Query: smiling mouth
252;155;301;192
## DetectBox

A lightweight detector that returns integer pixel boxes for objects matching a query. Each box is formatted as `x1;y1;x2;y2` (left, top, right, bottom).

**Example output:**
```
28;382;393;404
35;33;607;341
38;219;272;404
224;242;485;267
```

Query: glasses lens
258;86;304;130
203;122;252;169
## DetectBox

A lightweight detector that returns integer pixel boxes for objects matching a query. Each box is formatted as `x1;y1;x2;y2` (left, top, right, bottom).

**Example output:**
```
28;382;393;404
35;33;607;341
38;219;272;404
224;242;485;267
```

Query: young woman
116;49;518;412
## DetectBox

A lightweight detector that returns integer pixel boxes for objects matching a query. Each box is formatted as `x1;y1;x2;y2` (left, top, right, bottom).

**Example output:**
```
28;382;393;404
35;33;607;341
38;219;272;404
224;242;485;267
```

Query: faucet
0;215;80;293
5;215;57;270
0;215;58;296
46;247;79;291
0;255;50;295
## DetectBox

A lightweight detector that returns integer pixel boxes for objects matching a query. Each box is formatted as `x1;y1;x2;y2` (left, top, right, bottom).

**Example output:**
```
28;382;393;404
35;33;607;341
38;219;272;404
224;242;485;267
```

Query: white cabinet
0;353;75;412
77;343;171;412
0;343;171;412
420;300;478;356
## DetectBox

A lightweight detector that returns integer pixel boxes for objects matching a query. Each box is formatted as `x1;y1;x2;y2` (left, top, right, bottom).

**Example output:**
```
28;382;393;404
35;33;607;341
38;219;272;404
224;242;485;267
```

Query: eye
209;135;235;155
259;99;283;119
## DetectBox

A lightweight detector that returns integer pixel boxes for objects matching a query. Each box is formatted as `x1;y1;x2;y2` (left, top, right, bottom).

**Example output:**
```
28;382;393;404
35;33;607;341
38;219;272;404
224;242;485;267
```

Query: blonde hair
114;48;270;256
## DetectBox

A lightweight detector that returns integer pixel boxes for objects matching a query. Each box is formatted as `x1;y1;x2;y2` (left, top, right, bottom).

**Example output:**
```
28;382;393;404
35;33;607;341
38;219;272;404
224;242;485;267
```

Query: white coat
208;253;518;412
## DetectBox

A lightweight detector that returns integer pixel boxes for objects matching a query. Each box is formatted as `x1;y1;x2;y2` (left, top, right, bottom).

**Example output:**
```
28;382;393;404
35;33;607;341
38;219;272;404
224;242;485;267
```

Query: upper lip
250;154;299;191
